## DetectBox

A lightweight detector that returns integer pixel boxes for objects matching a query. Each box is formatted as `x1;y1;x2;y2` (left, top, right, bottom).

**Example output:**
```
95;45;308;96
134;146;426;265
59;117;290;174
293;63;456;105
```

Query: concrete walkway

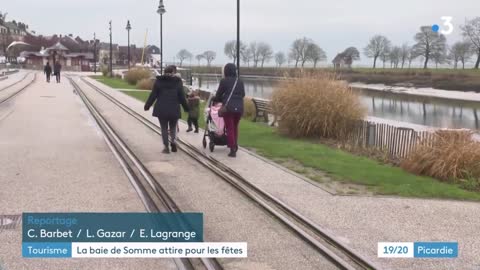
0;75;176;270
84;76;480;270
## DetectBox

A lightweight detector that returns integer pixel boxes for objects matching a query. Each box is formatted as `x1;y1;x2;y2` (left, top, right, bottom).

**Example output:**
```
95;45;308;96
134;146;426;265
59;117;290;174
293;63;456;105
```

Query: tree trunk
475;49;480;69
462;61;465;69
423;55;429;69
295;60;298;68
373;56;377;68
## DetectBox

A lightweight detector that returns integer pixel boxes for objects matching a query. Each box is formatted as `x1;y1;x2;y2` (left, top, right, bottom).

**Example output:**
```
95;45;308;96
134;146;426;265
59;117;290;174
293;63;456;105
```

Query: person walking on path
144;65;189;154
44;62;52;83
186;91;200;133
214;63;245;158
53;61;62;83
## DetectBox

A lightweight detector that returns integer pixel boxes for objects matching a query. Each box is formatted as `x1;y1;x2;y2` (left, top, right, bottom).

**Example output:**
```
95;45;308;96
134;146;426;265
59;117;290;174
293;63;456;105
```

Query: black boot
186;127;193;132
162;147;170;154
171;143;178;153
228;148;236;158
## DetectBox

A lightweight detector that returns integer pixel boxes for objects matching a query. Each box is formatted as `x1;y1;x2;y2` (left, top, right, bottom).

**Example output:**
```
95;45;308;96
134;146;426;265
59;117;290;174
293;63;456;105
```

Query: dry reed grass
271;73;366;139
136;78;154;90
401;130;480;187
124;68;152;85
243;97;256;120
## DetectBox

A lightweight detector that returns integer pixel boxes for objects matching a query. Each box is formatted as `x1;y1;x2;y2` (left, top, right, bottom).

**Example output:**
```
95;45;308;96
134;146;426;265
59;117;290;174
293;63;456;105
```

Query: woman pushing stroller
214;63;245;158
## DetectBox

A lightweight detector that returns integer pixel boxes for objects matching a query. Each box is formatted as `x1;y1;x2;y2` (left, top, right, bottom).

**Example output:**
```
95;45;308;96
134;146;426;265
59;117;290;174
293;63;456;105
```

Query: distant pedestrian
186;91;200;133
44;62;52;83
54;61;62;83
214;63;245;158
144;65;189;154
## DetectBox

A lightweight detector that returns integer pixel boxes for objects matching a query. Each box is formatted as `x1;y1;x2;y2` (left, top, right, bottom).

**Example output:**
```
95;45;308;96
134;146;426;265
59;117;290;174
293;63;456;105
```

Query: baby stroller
202;94;228;152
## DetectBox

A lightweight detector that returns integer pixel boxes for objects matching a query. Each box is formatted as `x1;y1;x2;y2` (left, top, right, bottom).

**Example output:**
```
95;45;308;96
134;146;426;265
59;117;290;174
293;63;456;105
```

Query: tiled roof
46;42;69;51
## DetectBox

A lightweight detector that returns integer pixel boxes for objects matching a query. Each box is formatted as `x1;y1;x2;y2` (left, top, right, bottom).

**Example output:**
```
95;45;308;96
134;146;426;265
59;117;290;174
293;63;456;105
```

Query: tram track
78;76;380;270
0;71;31;92
0;72;36;105
68;77;223;270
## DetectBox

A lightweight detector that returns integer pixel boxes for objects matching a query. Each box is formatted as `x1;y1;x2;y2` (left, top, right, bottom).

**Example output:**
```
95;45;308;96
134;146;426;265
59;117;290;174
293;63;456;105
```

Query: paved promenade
84;76;480;270
0;75;176;270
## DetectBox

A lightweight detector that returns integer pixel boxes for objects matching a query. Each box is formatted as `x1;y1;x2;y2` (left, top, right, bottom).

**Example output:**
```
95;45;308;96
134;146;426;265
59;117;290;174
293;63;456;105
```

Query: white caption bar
72;242;247;258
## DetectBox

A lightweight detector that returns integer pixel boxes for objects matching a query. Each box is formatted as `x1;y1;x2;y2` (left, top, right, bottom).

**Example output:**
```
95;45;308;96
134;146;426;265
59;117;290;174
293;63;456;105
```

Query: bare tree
449;41;473;69
400;44;411;68
195;54;204;66
248;42;261;67
289;37;312;67
176;49;192;67
364;35;391;68
380;47;390;68
258;42;273;67
241;47;253;67
461;17;480;69
432;50;447;69
389;46;402;68
342;47;360;61
202;51;216;66
224;40;245;65
407;49;417;68
275;52;286;67
306;43;327;68
412;26;447;69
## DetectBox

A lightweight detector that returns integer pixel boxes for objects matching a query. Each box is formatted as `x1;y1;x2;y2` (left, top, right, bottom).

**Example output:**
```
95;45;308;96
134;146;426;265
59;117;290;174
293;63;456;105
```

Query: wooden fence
346;121;436;159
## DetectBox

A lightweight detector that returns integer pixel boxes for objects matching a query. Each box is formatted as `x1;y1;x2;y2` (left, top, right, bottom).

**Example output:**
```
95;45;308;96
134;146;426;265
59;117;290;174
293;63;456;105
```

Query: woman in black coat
214;63;245;157
144;65;189;154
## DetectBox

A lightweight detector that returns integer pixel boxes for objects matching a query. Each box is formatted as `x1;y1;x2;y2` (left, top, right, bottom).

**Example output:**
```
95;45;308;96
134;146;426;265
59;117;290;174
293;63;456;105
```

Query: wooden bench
252;98;277;126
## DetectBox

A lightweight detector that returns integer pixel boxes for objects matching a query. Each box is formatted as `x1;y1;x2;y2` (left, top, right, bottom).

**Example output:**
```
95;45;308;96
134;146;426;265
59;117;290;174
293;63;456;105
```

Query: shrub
401;130;480;188
124;68;151;85
243;97;256;120
115;74;122;79
137;78;154;90
271;73;366;139
101;67;109;77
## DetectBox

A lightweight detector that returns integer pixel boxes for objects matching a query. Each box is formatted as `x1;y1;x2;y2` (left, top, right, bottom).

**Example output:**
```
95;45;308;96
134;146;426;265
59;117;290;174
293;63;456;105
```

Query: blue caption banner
414;242;458;258
22;213;203;243
22;243;72;258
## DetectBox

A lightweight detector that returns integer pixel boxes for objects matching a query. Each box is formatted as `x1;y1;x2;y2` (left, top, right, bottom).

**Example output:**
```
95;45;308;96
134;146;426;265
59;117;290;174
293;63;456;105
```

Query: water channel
193;75;480;130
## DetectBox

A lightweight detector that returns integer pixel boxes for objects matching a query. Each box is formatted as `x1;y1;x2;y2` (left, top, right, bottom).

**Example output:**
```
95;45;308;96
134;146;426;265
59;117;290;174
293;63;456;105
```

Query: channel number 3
440;16;454;35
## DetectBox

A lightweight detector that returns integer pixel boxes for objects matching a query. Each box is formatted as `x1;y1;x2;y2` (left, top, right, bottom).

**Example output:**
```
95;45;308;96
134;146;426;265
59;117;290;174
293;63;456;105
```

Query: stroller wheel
202;137;207;149
209;142;215;152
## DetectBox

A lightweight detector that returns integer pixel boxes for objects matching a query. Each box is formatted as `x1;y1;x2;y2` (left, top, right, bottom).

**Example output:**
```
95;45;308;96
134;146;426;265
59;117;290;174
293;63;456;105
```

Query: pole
93;32;97;74
109;21;113;77
160;13;163;74
127;28;130;70
236;0;240;77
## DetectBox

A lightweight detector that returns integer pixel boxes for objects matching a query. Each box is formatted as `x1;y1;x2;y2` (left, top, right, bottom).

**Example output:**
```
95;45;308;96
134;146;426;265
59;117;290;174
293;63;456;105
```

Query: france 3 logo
432;16;454;35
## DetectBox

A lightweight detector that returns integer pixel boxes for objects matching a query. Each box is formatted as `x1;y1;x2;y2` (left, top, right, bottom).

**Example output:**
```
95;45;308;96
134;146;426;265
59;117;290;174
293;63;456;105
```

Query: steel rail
69;77;223;270
80;77;380;270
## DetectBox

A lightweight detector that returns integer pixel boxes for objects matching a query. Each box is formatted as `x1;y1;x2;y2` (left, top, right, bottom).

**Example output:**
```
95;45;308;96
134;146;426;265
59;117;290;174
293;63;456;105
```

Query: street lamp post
126;20;131;70
109;21;113;77
236;0;240;77
157;0;166;74
93;32;97;74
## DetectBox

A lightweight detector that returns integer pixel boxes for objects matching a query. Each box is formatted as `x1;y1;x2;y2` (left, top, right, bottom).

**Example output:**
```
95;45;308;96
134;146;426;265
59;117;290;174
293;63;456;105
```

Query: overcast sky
2;0;479;66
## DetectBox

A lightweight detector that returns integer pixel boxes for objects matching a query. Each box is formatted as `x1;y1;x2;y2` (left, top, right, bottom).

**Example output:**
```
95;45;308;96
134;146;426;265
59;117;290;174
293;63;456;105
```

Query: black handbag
218;78;238;117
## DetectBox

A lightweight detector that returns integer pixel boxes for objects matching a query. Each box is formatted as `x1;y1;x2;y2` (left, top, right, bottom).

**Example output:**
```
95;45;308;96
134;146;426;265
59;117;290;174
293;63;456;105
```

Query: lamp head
157;0;166;15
